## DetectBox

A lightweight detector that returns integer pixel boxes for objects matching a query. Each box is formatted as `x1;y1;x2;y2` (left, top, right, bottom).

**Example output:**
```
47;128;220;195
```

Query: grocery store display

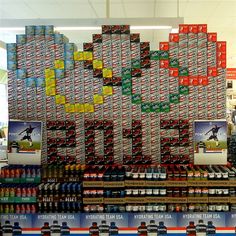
7;24;226;165
3;23;236;233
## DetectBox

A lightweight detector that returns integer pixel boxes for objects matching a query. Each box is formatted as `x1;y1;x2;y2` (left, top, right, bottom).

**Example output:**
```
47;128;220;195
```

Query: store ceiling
0;0;236;67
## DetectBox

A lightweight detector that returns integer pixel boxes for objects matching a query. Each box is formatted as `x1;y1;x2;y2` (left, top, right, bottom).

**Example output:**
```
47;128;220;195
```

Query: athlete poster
193;120;227;165
7;120;42;164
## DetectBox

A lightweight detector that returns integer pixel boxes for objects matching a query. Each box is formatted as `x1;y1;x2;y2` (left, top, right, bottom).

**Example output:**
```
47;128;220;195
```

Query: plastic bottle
147;220;158;236
2;221;13;236
109;222;118;235
13;222;22;235
137;222;147;236
89;222;99;236
186;221;196;236
98;221;109;236
157;222;167;235
50;220;61;236
41;222;50;236
195;220;206;236
61;222;70;236
206;221;215;236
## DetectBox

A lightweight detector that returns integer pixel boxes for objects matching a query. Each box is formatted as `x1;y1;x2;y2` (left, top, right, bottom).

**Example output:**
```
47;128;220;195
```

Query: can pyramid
7;24;226;165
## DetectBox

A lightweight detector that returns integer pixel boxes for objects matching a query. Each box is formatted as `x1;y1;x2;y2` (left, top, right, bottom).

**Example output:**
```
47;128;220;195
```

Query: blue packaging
36;78;45;88
16;35;26;44
26;78;36;87
45;25;54;35
64;43;75;53
7;61;17;70
54;34;64;44
17;69;26;79
65;60;74;70
7;52;17;61
25;25;35;35
6;43;17;53
35;25;45;35
64;51;74;60
55;69;65;79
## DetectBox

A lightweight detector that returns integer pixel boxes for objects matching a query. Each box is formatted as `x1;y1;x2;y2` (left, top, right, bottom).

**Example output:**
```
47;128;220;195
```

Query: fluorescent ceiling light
130;26;172;30
0;26;173;31
55;26;101;31
0;27;24;31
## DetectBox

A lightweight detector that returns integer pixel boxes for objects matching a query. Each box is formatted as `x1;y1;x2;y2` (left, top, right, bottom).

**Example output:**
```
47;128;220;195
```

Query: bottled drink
137;222;147;236
147;220;158;236
109;222;118;235
186;221;196;236
2;221;13;236
157;222;167;235
89;222;99;236
98;221;109;236
61;222;70;236
50;221;61;236
206;221;215;236
195;220;206;236
13;222;22;236
41;222;50;236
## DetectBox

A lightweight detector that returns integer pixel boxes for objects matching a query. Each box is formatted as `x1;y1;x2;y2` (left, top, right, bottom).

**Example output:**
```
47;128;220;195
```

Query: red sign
227;68;236;80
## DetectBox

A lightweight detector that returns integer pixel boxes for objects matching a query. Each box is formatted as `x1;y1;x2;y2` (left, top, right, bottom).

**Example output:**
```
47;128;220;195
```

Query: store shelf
104;198;126;204
103;181;125;188
0;177;41;183
83;180;236;187
42;177;80;183
83;198;103;204
0;196;36;203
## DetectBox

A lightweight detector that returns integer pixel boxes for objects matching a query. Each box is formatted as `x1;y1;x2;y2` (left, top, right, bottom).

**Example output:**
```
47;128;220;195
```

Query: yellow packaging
45;78;56;87
45;69;55;79
65;103;75;113
54;60;64;69
102;68;112;78
55;95;66;105
74;51;84;61
103;86;113;96
75;103;85;113
84;103;94;113
94;94;104;104
83;51;93;61
46;86;56;96
93;60;103;69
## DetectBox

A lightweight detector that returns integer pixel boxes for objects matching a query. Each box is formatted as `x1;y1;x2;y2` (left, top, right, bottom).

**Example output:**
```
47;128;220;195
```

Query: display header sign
226;68;236;80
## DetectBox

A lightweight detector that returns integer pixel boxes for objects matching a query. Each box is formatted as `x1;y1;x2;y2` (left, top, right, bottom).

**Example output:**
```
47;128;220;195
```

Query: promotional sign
32;214;80;235
194;120;227;164
8;120;42;164
0;214;32;235
226;68;236;80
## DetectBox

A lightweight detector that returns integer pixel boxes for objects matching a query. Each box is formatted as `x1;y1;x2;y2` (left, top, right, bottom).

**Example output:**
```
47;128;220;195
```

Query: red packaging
159;42;169;51
189;76;199;86
179;24;189;34
198;76;208;86
179;76;189;86
217;59;227;68
198;24;207;33
207;67;218;77
169;68;179;77
207;33;217;42
160;60;169;68
217;41;226;52
169;33;179;42
217;51;226;60
188;24;198;34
